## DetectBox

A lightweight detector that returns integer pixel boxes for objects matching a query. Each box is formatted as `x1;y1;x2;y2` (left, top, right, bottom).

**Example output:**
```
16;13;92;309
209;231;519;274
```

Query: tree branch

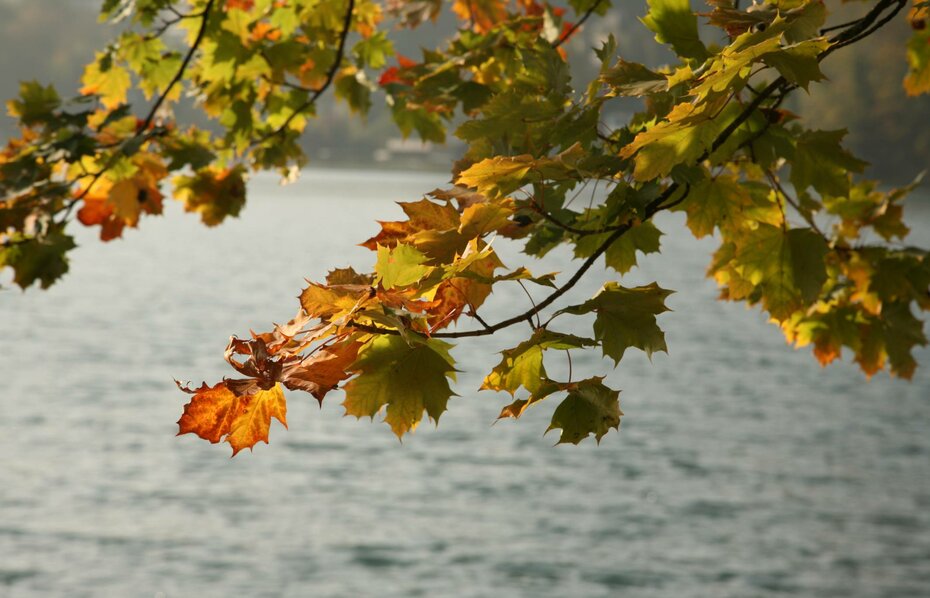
253;0;355;145
345;0;905;341
553;0;605;49
63;1;216;218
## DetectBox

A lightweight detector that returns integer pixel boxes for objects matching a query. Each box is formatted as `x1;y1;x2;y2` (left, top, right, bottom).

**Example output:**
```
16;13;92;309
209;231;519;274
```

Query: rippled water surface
2;170;930;597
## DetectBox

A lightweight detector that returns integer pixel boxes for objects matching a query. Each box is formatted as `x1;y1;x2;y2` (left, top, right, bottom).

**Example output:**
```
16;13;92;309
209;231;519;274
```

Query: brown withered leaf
250;309;316;354
360;220;414;251
326;266;372;286
280;340;361;402
428;186;487;211
224;337;282;388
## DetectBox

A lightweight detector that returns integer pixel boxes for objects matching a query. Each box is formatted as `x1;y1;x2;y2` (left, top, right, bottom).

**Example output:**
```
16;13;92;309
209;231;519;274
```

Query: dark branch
254;0;356;144
139;0;216;133
554;0;605;49
64;1;215;216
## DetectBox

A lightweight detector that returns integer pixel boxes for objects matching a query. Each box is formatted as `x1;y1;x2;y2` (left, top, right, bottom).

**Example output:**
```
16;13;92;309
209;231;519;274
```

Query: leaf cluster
1;0;928;452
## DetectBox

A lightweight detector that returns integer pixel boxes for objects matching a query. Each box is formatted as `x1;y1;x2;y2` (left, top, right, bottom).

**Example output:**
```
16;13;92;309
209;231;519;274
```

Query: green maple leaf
678;174;753;238
559;282;673;364
546;378;622;445
763;40;829;91
712;225;828;320
573;221;662;275
605;222;662;274
790;130;868;197
641;0;709;62
375;243;431;289
600;60;668;97
0;230;76;290
7;81;60;126
80;51;131;109
343;335;457;438
482;329;596;395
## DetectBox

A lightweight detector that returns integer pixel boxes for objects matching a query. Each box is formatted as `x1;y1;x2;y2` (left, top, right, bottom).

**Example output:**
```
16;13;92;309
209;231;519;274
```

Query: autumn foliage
2;0;930;453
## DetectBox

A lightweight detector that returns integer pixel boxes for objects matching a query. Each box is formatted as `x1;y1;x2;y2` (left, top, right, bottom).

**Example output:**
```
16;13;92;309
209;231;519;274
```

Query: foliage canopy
2;0;929;453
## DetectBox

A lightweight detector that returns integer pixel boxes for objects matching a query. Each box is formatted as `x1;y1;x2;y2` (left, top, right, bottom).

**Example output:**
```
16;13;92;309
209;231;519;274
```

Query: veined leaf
482;329;597;395
546;378;622;445
375;243;431;289
343;335;457;438
177;382;288;456
558;282;673;364
641;0;709;62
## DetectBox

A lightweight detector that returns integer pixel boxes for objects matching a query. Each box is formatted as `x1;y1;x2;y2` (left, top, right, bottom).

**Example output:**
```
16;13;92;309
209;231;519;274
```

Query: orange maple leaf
76;154;166;241
451;0;508;33
226;0;254;11
177;381;287;455
280;340;361;402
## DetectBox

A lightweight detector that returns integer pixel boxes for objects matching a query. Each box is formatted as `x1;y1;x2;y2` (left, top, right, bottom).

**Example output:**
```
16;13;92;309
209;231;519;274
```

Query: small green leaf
7;81;60;126
559;282;673;364
547;378;622;445
482;329;597;395
0;230;76;290
375;243;431;289
641;0;709;62
790;130;868;197
787;228;828;304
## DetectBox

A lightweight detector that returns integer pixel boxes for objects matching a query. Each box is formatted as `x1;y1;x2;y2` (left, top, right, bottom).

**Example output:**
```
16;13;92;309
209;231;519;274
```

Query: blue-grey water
2;170;929;597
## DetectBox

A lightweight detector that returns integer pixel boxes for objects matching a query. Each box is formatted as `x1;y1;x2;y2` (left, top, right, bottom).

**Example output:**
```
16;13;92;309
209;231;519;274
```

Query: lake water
2;170;929;597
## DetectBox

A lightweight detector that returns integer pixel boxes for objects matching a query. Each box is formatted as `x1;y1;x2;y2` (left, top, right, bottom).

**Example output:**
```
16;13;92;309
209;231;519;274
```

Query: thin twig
62;1;215;219
253;0;355;145
554;0;604;49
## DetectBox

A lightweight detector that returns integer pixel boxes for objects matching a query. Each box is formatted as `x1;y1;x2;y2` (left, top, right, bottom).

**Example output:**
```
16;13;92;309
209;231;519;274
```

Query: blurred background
1;1;929;597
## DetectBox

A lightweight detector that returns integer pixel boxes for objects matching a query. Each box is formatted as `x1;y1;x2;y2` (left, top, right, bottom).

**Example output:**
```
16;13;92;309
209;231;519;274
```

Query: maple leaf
80;52;131;110
172;166;247;226
451;0;507;33
482;329;596;395
280;340;361;402
546;378;622;445
574;221;662;275
342;335;457;438
619;101;724;181
790;130;867;198
300;282;373;321
642;0;709;62
711;225;828;321
76;153;167;241
676;175;754;238
375;243;431;289
457;155;534;199
7;81;60;127
559;282;673;364
177;381;287;455
600;60;668;97
0;229;75;290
